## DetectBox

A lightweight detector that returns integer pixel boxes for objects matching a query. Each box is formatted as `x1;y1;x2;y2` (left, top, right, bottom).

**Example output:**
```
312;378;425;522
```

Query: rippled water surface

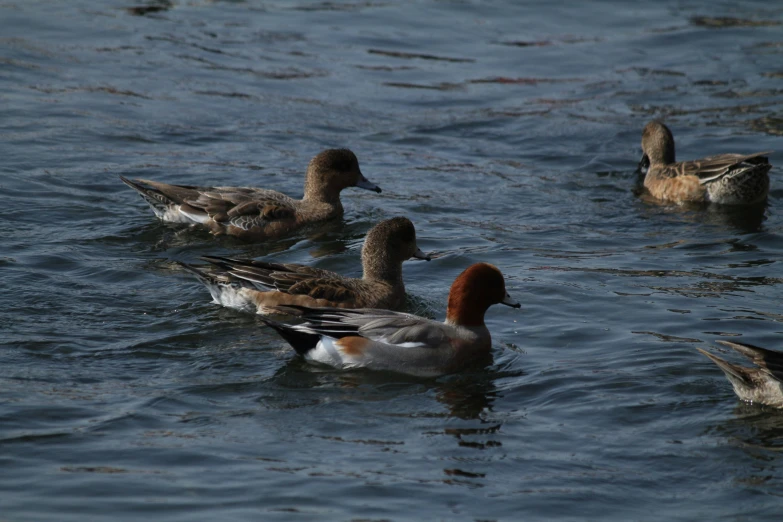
3;0;783;520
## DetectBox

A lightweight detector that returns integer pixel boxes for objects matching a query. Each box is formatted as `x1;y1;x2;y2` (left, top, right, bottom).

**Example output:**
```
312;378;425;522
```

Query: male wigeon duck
697;341;783;408
639;120;772;205
120;149;381;240
179;217;431;314
260;262;520;377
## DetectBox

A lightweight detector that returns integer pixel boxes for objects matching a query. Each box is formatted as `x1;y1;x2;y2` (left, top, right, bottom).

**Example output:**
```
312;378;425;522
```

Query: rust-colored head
640;120;676;169
303;149;380;203
446;263;519;327
362;217;430;282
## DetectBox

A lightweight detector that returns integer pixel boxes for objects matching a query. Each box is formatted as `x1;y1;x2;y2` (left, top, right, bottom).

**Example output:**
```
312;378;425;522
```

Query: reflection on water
717;404;783;452
114;218;361;261
710;406;783;492
435;372;500;421
273;359;501;421
637;196;768;233
126;1;173;17
3;0;783;519
702;202;768;232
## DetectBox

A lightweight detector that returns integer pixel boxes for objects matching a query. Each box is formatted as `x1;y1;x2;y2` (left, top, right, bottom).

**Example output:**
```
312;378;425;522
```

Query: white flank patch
304;337;349;368
176;206;209;224
391;342;428;348
374;336;427;349
209;286;257;312
153;205;198;223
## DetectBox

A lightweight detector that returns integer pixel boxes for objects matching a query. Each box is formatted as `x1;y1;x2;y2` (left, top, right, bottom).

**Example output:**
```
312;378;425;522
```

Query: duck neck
303;176;343;206
445;299;487;327
361;249;403;285
649;126;676;166
302;188;343;222
651;146;675;166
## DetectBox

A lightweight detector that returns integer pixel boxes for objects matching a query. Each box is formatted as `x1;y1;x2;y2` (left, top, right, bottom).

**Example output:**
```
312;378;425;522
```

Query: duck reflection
704;202;767;232
272;353;507;491
232;217;357;260
698;402;783;497
435;370;499;420
713;403;783;452
126;1;173;16
123;217;358;260
273;354;502;421
636;195;766;233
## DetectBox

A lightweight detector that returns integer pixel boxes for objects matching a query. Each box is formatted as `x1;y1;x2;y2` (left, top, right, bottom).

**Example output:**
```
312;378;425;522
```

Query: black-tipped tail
717;340;776;362
176;261;217;285
717;340;783;380
696;348;751;386
262;318;320;356
199;255;282;291
200;255;239;272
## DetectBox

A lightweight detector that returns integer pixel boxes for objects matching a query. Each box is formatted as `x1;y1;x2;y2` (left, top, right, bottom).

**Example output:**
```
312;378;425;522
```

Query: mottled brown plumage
120;149;380;240
180;217;430;314
639;120;772;205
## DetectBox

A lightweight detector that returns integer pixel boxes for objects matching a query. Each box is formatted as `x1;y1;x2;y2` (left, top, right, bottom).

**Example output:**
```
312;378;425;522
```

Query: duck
260;262;520;377
697;340;783;408
120;149;381;240
179;217;431;314
638;120;772;205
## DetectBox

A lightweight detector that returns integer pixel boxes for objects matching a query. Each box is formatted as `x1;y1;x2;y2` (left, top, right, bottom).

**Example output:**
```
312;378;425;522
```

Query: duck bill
356;175;382;193
501;293;521;308
637;154;650;175
412;247;432;261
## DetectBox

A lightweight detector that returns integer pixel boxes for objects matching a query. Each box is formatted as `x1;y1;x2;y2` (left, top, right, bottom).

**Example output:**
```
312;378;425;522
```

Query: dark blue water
2;1;783;520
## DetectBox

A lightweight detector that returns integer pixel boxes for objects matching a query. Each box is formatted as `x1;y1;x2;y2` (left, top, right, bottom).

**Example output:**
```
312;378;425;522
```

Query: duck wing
120;176;206;214
275;306;449;348
676;152;772;184
717;340;783;382
201;256;341;292
181;188;297;229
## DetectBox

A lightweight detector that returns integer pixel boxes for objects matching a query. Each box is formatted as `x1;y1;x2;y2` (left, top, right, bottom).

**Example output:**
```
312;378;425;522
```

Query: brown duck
639;120;772;205
120;149;380;240
179;217;430;314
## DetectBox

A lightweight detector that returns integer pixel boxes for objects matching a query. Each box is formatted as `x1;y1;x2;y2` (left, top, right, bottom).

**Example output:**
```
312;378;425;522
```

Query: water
2;0;783;519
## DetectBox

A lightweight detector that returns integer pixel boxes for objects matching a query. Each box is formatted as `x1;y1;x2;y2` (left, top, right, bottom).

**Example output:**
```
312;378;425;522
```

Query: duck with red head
446;262;520;327
261;262;520;377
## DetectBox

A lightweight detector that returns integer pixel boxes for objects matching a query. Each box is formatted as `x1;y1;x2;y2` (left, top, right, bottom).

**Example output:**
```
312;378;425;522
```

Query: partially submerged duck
698;340;783;408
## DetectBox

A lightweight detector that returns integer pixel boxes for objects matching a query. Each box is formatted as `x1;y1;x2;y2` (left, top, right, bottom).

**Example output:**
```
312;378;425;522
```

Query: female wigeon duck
179;217;430;314
120;149;381;240
698;341;783;408
639;120;772;205
261;262;520;377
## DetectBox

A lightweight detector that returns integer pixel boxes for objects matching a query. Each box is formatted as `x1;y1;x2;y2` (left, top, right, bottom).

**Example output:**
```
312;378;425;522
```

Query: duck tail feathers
119;175;175;214
262;318;320;356
697;347;751;386
176;261;216;285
